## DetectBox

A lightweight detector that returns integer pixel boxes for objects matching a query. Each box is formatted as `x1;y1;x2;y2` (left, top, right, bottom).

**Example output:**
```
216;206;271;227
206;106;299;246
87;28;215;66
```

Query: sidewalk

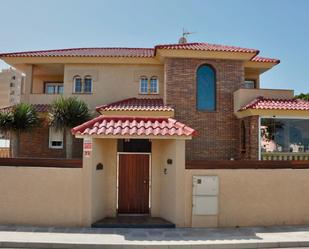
0;224;309;248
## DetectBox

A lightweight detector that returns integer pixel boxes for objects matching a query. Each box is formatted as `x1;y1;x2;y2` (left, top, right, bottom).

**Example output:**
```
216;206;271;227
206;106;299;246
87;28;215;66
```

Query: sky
0;0;308;94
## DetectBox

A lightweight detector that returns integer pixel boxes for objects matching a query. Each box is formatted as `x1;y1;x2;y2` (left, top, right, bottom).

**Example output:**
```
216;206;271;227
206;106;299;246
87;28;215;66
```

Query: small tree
0;103;39;157
50;97;91;159
295;93;309;101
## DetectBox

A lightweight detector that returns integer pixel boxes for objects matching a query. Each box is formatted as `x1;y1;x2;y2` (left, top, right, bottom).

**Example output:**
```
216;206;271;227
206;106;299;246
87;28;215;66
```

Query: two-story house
0;41;309;228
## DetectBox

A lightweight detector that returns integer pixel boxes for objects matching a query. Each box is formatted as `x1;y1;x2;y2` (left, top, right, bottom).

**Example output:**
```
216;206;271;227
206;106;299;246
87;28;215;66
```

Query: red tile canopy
96;98;174;113
240;97;309;111
72;116;196;137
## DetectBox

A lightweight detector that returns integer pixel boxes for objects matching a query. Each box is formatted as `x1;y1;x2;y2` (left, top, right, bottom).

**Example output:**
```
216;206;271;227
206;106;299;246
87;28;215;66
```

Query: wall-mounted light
96;163;103;170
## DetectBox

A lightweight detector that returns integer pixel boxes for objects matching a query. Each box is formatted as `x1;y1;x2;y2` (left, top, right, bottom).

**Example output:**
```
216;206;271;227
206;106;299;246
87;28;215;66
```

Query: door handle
143;180;147;184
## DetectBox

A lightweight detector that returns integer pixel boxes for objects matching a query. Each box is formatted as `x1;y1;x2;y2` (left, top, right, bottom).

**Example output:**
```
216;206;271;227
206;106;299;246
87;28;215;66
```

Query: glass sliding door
261;118;309;160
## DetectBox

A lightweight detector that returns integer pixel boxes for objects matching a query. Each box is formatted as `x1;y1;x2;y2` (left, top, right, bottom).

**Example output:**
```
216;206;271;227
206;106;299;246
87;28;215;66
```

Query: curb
1;240;309;249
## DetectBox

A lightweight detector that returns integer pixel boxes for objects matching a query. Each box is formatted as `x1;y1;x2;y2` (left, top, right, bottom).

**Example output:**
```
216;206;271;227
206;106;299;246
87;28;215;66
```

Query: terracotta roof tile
251;56;280;63
1;43;280;64
72;116;195;137
0;104;50;113
0;47;155;58
96;98;174;112
155;42;259;53
240;97;309;111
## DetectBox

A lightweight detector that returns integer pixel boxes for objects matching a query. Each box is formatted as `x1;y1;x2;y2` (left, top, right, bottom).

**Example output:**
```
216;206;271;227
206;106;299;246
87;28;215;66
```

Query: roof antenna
179;28;195;44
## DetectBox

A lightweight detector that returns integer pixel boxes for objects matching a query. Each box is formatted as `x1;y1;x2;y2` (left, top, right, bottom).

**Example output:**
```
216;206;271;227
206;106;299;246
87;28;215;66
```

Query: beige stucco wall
0;166;83;227
23;63;164;109
185;169;309;228
32;74;63;94
152;139;186;227
81;138;185;225
91;138;118;221
63;64;164;109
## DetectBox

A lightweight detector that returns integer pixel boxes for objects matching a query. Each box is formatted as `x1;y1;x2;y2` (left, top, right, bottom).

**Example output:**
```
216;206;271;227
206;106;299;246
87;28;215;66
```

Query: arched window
196;65;216;111
241;120;246;153
84;75;92;93
73;76;82;93
149;76;159;94
139;76;148;94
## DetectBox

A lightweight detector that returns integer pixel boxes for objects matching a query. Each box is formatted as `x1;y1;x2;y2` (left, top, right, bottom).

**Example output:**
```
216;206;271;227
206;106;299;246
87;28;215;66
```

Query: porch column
156;139;186;227
80;137;93;226
21;64;33;103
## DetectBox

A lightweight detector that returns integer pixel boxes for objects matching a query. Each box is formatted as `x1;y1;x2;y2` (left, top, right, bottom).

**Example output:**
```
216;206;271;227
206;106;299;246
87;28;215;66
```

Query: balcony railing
261;152;309;161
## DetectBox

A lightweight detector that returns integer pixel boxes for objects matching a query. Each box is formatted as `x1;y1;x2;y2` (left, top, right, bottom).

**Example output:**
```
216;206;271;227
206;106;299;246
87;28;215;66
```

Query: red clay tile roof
96;98;174;112
155;42;259;54
0;43;279;64
0;47;155;58
240;97;309;111
251;56;280;64
72;116;195;137
0;104;50;113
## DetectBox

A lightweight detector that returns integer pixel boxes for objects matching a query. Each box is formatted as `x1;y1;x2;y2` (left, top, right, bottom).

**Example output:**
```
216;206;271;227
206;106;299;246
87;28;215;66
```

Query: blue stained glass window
196;65;216;111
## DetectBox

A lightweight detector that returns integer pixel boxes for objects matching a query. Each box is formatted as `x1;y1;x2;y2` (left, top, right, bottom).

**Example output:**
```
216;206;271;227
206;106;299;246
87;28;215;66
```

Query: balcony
234;88;294;113
28;93;61;105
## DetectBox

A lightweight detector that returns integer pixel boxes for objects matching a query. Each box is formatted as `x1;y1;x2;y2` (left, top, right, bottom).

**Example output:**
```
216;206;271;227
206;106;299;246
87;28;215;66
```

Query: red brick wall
18;127;82;159
240;116;259;160
165;58;254;160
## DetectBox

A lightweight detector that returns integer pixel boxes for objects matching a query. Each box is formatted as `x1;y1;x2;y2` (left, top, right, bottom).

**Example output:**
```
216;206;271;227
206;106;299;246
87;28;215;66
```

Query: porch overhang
235;109;309;118
72;115;196;140
235;96;309;118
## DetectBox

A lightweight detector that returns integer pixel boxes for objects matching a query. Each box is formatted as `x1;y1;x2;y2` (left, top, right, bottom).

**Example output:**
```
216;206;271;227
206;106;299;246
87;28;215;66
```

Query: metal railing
261;152;309;161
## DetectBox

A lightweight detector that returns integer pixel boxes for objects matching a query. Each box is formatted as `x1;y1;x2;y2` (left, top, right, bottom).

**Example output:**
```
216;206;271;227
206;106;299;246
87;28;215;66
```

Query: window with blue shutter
196;65;216;111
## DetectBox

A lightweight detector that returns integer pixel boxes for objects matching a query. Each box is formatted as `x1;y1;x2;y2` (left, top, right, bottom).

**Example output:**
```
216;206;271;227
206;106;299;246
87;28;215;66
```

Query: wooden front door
118;154;150;214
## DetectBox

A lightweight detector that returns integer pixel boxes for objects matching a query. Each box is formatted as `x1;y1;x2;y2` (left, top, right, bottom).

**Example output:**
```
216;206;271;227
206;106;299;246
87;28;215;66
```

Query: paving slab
0;225;309;248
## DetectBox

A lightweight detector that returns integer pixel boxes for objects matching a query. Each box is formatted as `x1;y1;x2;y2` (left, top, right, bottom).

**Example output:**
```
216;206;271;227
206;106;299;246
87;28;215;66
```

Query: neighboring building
0;67;24;107
0;41;309;228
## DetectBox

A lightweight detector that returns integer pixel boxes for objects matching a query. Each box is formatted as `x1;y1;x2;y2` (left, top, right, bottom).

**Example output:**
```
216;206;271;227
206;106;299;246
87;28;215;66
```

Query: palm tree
49;97;91;159
0;103;39;157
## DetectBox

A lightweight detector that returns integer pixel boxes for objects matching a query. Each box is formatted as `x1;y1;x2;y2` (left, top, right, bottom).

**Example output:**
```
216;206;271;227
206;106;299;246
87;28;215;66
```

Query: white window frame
73;76;83;93
139;76;149;94
83;76;93;93
45;82;64;94
149;76;159;94
49;127;64;149
139;76;159;95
